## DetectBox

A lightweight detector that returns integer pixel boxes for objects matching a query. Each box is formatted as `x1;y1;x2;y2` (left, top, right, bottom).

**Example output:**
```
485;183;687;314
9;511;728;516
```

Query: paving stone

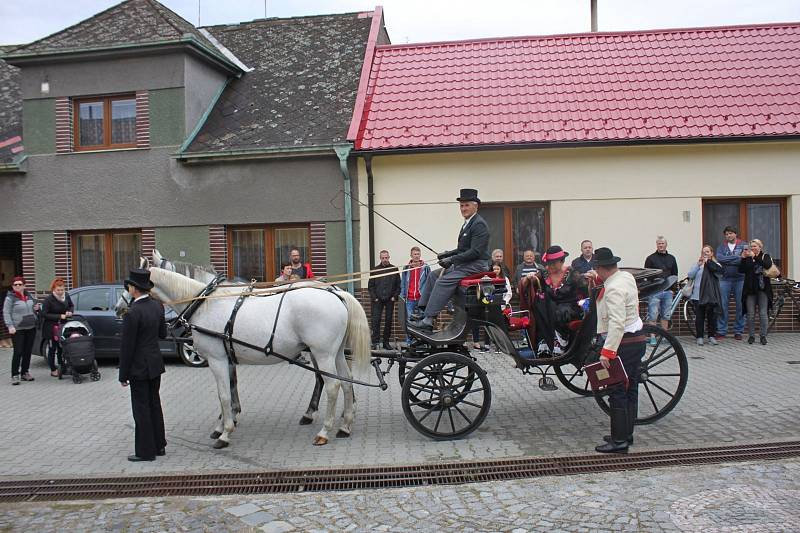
224;502;261;517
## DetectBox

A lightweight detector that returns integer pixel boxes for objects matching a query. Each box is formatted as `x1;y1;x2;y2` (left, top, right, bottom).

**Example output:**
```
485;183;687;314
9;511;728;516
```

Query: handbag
764;259;780;279
681;278;695;298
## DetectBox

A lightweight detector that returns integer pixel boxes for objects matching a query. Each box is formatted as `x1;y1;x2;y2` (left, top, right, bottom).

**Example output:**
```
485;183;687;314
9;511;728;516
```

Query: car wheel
177;340;207;367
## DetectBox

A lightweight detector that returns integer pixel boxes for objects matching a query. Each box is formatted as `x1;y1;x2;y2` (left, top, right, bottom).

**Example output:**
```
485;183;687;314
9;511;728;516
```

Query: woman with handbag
739;239;775;345
41;278;74;377
686;245;723;346
3;276;41;385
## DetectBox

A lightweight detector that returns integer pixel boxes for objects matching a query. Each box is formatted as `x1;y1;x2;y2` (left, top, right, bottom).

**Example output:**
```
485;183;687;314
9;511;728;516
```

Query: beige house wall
357;141;800;278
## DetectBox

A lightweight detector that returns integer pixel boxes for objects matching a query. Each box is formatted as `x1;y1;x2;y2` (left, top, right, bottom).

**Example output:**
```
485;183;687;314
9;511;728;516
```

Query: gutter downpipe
334;145;355;294
365;156;375;269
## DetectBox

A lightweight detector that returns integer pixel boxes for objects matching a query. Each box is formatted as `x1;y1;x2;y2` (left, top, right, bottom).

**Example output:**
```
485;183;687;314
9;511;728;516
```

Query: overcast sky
1;0;799;46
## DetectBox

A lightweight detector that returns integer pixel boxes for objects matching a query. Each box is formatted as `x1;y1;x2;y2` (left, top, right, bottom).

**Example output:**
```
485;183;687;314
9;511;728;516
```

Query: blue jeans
405;299;419;343
718;279;745;335
647;291;672;322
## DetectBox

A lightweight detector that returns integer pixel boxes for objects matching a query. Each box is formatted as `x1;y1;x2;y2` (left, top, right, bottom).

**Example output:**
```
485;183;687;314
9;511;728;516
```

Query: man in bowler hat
408;188;490;330
119;268;168;462
591;248;646;454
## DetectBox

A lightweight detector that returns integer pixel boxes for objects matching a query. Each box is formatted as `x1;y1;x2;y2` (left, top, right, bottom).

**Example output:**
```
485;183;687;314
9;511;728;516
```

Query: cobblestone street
1;334;799;531
1;458;799;532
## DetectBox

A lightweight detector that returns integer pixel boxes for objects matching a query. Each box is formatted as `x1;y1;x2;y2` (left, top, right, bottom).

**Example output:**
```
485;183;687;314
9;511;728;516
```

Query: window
72;231;141;286
480;203;549;273
74;288;111;311
73;95;137;151
702;198;787;269
228;225;310;282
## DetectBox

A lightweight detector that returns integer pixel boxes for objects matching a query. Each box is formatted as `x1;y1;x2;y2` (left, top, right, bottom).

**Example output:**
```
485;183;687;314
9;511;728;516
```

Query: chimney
591;0;598;32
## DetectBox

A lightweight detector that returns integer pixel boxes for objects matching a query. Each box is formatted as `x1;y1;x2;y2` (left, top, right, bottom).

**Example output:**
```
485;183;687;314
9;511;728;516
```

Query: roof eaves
175;143;349;164
0;154;28;174
1;35;242;75
354;135;800;156
346;7;384;142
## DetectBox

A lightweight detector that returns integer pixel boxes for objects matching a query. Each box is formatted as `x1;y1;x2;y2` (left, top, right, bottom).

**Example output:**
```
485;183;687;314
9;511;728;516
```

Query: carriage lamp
478;275;496;304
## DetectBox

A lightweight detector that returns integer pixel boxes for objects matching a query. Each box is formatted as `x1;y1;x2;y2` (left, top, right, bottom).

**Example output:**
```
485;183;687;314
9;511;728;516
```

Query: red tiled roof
351;22;800;151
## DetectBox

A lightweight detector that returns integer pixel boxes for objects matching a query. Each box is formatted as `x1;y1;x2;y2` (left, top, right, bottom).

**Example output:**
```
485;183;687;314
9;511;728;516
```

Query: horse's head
114;288;132;318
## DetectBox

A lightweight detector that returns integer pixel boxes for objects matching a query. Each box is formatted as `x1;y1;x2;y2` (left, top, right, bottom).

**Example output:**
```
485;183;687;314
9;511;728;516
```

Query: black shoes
760;336;768;345
408;318;433;330
596;407;630;454
156;448;166;456
127;455;155;462
748;335;755;344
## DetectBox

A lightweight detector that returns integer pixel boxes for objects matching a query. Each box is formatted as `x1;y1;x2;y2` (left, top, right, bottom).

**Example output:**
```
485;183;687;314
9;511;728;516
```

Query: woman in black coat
738;239;774;345
41;278;74;376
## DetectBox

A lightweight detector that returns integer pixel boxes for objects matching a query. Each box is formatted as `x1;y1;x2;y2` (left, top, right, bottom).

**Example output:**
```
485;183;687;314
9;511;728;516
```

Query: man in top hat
119;268;168;462
591;248;646;454
409;188;490;330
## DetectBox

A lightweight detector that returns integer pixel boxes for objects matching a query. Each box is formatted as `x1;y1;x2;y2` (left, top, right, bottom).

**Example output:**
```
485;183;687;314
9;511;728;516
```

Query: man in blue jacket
715;226;746;339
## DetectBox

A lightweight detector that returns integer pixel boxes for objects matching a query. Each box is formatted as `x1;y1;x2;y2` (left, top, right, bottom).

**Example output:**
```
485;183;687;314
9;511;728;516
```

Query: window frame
72;94;138;152
71;230;142;286
226;224;312;282
701;197;787;270
481;202;550;277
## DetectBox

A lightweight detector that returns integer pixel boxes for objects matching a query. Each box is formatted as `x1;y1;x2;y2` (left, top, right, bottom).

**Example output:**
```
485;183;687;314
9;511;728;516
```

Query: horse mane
171;259;217;276
149;267;206;299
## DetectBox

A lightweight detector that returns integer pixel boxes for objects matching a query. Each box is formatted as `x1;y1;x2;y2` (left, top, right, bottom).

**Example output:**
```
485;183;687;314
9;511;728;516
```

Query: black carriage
378;268;688;440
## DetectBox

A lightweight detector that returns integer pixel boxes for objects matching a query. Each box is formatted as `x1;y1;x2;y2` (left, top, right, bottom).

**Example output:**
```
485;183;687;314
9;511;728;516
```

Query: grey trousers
419;260;488;317
745;292;769;336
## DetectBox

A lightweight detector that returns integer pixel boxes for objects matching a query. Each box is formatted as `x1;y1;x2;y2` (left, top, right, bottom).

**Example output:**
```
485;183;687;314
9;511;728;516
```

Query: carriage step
538;376;558;391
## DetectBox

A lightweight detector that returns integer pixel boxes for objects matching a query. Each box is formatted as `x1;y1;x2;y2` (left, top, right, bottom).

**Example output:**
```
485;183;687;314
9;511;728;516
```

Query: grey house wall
0;149;357;231
183;55;227;136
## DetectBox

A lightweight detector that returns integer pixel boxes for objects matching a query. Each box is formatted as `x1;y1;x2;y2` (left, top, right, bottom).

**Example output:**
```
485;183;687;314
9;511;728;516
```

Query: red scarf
13;289;28;302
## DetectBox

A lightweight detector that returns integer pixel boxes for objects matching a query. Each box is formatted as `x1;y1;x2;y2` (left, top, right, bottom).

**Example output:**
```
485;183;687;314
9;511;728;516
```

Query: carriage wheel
72;371;82;384
594;324;688;424
90;361;101;381
554;364;593;396
401;352;491;440
682;300;697;338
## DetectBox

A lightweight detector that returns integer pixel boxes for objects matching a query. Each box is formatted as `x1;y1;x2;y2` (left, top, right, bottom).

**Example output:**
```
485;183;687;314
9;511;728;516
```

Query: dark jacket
368;263;401;301
439;214;491;265
119;295;167;382
571;256;593;274
739;252;774;309
41;293;75;339
644;251;678;279
716;239;746;280
291;262;314;279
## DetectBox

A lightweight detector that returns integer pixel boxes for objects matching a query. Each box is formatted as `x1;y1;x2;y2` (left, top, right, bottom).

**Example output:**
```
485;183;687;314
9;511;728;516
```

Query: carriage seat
458;272;501;288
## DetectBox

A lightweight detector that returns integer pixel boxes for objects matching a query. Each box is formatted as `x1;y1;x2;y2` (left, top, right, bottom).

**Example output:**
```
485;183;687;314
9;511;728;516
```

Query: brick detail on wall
20;233;36;293
135;91;150;148
209;225;228;277
54;231;72;290
140;228;156;264
55;97;72;153
310;223;327;278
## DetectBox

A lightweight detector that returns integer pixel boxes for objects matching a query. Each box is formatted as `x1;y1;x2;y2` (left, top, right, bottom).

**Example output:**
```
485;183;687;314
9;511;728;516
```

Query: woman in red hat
3;277;41;385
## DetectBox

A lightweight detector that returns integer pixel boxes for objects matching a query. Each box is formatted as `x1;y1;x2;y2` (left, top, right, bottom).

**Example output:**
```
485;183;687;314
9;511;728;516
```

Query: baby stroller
59;317;100;384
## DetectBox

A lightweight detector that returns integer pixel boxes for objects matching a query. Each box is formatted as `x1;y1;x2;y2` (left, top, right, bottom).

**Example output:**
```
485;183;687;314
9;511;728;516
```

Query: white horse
146;265;372;448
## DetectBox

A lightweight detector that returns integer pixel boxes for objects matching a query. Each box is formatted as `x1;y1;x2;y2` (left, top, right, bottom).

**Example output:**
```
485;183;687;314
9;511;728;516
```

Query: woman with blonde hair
41;278;74;377
686;245;723;345
738;239;774;345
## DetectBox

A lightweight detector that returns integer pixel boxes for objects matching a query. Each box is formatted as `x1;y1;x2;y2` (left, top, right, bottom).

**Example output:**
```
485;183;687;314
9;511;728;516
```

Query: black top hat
592;247;621;267
542;245;569;265
125;268;154;291
456;188;481;204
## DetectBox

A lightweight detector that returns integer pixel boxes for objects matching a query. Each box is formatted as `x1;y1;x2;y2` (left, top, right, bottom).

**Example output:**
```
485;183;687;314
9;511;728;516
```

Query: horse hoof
312;436;328;446
336;429;351;439
299;416;313;426
213;439;229;449
210;431;222;439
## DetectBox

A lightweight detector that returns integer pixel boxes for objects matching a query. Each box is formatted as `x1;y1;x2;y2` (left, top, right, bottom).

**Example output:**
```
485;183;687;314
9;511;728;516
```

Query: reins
162;258;439;307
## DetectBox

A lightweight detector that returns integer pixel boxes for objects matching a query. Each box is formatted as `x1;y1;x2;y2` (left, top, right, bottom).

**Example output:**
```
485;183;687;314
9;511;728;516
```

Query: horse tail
338;291;371;378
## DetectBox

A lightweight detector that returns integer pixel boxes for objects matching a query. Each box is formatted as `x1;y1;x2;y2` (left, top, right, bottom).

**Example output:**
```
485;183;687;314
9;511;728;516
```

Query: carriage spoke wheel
401;352;491;440
594;324;688;424
554;364;593;396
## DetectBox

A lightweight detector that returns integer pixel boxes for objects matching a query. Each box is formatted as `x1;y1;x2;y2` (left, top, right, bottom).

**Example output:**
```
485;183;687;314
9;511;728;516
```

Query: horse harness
171;276;381;388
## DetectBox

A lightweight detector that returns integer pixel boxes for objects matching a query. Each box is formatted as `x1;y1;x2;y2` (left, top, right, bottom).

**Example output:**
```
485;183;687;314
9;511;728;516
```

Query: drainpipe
590;0;598;32
365;156;375;267
334;145;355;293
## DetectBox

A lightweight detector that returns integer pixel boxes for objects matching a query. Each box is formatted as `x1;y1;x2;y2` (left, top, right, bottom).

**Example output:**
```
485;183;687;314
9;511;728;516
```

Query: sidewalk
1;334;799;478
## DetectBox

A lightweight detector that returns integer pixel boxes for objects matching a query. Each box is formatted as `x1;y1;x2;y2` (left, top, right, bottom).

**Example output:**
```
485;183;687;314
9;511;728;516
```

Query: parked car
33;283;206;367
